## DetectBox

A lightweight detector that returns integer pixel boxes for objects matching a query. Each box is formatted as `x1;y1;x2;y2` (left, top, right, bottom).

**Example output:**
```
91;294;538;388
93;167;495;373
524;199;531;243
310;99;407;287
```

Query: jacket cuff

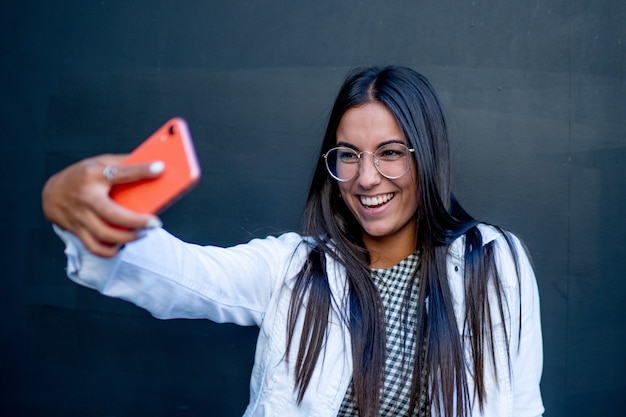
52;224;122;290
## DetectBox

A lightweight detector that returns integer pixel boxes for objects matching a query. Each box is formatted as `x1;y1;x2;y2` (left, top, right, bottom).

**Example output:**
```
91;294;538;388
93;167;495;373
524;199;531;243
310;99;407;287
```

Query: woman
42;66;543;417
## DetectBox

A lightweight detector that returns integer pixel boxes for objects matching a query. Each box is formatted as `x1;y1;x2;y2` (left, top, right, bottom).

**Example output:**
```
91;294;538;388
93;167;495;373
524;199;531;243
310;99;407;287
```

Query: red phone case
110;118;201;214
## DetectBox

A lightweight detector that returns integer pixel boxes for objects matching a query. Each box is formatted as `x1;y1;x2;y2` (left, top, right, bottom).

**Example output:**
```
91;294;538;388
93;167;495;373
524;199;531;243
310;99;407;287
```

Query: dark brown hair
287;66;521;417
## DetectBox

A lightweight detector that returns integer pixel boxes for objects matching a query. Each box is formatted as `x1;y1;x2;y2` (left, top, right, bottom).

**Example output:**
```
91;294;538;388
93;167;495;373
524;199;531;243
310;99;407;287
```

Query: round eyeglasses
323;143;415;182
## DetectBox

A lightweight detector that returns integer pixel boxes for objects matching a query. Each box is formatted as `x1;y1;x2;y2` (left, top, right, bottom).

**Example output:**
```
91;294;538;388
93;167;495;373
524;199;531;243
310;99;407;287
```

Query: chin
362;226;396;239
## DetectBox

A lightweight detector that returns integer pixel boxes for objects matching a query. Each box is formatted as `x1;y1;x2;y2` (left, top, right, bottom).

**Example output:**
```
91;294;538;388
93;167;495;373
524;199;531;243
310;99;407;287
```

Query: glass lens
324;144;413;181
324;147;359;181
374;143;412;179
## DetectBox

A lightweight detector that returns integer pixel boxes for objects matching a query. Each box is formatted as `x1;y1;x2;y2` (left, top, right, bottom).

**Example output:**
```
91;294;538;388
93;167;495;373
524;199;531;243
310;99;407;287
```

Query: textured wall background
1;1;624;415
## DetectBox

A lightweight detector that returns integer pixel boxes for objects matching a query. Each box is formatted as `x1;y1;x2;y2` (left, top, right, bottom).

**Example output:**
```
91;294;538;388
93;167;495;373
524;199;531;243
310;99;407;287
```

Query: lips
360;192;395;208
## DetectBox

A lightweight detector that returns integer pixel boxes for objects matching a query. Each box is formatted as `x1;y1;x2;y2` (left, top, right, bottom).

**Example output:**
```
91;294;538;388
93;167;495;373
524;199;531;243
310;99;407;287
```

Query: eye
337;148;358;162
377;144;406;160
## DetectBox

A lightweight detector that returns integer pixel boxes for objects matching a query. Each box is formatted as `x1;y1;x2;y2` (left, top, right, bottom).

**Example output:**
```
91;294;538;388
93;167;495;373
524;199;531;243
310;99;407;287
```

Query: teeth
360;193;394;207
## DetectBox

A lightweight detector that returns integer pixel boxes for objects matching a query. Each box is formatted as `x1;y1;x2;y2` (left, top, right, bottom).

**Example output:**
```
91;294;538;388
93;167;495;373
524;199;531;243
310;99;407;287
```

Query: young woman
42;66;544;417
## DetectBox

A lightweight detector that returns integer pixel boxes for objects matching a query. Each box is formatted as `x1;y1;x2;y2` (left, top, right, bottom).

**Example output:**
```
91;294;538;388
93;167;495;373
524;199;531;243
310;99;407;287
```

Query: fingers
42;154;165;256
73;223;127;258
97;199;162;232
83;180;159;230
74;210;155;258
81;155;165;229
101;158;165;186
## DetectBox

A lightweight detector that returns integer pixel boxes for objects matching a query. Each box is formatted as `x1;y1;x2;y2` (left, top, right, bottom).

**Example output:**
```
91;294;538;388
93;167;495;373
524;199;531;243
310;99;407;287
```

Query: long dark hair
286;66;520;417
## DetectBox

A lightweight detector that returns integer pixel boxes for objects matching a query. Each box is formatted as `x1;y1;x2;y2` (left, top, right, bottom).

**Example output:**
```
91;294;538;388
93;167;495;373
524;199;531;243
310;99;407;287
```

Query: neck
363;222;417;269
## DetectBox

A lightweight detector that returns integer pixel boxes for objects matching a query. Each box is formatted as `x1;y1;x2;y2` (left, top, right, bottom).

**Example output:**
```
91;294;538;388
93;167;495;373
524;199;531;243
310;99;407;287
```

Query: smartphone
109;117;201;214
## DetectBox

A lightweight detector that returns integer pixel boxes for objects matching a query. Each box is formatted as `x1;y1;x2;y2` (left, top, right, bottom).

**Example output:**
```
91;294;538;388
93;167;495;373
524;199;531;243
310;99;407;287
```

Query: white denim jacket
55;224;543;417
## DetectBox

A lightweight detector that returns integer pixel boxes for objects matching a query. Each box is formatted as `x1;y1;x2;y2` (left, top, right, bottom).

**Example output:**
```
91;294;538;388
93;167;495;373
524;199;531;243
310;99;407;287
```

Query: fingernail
149;161;165;174
145;216;162;229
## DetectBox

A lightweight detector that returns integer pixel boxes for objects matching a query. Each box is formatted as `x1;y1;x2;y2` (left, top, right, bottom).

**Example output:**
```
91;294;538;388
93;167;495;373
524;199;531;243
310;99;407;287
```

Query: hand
42;154;164;257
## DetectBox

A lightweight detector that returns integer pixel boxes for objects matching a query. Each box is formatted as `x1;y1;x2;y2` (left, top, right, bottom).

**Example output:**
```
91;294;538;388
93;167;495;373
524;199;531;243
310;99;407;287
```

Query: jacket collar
447;223;500;260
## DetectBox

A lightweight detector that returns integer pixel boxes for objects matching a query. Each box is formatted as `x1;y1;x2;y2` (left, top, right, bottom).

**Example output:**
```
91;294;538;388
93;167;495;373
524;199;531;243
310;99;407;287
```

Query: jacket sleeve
495;233;544;417
54;225;306;327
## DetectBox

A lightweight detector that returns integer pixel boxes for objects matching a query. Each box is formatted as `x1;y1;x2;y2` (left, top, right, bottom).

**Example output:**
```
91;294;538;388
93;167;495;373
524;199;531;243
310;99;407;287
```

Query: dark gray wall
1;1;624;416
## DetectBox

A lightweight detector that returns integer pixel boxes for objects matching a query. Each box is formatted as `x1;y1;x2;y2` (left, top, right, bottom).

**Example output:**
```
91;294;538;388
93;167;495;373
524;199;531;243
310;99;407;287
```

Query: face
335;102;419;246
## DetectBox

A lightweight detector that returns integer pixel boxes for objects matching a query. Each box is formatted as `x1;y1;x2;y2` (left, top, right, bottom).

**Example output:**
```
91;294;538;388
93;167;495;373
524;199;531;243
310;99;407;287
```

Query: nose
356;152;382;188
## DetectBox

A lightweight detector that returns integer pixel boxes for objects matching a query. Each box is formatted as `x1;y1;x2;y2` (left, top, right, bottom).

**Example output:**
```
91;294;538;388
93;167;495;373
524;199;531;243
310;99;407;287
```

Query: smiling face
335;102;419;257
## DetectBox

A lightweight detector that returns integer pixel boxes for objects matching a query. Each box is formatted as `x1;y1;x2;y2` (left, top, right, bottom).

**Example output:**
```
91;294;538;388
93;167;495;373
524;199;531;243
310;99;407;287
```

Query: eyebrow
336;139;406;150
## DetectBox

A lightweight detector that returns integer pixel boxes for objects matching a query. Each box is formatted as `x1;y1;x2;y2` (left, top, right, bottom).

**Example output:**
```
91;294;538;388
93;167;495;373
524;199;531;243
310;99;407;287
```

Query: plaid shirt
337;253;429;417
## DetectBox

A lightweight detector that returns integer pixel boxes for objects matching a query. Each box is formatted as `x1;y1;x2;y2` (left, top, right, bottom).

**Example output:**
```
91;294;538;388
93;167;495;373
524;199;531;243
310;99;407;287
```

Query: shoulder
447;223;508;259
253;231;314;273
447;223;533;286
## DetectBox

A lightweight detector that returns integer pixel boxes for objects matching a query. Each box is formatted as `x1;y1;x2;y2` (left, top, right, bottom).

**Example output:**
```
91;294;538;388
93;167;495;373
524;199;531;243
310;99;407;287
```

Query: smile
360;193;395;208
